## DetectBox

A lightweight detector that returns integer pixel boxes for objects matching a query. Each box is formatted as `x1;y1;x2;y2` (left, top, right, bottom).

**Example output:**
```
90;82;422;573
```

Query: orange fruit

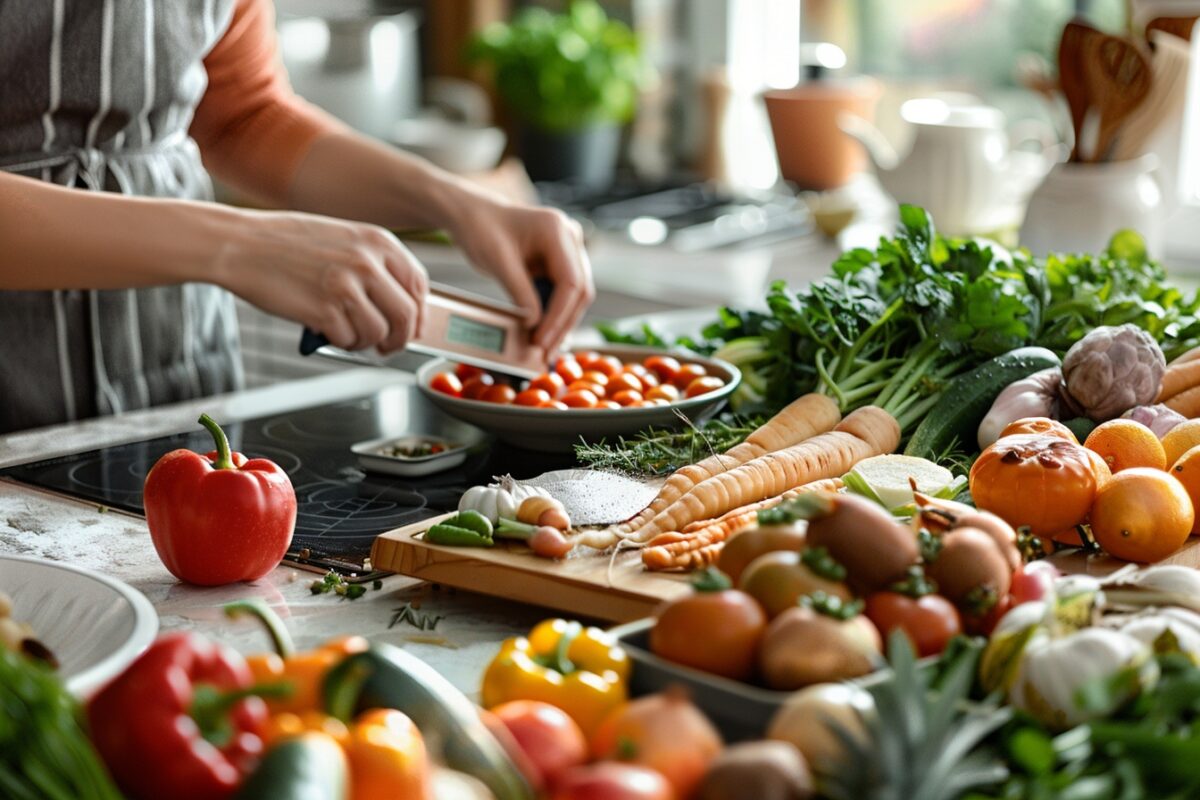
1089;468;1194;562
1170;444;1200;535
1000;417;1079;443
1163;419;1200;466
1084;419;1167;473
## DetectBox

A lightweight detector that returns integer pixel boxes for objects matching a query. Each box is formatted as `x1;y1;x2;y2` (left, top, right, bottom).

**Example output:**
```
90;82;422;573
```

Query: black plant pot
519;123;621;187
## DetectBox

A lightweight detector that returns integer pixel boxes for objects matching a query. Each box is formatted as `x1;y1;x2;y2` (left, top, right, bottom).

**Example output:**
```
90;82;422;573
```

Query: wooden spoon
1081;33;1152;161
1113;31;1192;160
1059;20;1100;161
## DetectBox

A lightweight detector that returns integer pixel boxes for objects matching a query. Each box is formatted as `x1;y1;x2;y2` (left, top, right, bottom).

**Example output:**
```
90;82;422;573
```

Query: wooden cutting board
370;514;691;623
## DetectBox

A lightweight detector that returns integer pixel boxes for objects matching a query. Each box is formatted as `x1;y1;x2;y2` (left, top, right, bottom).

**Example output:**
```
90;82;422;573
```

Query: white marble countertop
0;369;549;698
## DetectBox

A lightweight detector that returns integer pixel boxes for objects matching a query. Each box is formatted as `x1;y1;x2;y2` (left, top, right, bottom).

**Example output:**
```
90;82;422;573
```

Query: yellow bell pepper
481;618;630;736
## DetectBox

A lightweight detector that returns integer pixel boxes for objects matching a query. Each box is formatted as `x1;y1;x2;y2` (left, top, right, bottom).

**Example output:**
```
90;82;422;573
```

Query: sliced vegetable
842;454;958;510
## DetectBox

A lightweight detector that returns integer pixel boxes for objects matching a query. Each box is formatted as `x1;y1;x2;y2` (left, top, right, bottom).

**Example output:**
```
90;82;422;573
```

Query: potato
717;524;806;584
804;495;919;593
698;741;814;800
758;606;881;690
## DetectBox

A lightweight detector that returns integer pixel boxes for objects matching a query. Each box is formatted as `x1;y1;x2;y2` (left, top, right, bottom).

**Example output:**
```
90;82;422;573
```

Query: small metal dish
352;434;468;477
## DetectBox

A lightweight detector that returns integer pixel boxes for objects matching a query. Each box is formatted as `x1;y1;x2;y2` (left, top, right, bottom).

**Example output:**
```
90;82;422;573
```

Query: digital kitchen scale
300;282;549;378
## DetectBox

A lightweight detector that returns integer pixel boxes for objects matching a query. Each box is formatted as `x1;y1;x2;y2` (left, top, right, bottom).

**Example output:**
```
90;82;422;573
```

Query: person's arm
191;0;594;352
0;170;427;353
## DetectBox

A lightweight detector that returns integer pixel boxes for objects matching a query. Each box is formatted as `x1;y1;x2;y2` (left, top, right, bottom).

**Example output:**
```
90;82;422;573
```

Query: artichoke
1061;324;1165;422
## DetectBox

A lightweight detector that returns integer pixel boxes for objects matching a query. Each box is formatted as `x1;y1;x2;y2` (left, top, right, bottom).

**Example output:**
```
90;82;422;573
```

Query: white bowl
0;555;158;696
416;346;741;453
391;117;506;174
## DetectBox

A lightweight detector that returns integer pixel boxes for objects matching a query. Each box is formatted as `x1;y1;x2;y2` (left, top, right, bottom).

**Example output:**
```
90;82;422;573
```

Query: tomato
461;373;495;400
554;356;584;383
597;399;621;410
454;363;485;381
429;372;463;397
684;376;725;398
592;355;624;378
1009;561;1059;607
969;434;1102;540
864;592;962;657
529;372;566;399
562;389;599;409
635;368;660;389
670;363;707;390
645;384;680;403
552;764;673;800
647;398;670;407
579;370;611;389
1000;417;1079;443
644;355;681;382
493;701;587;791
539;400;569;410
609;372;643;394
567;381;607;399
623;363;650;379
965;593;1012;637
611;389;644;407
574;350;603;371
482;384;517;404
514;388;551;407
650;585;766;681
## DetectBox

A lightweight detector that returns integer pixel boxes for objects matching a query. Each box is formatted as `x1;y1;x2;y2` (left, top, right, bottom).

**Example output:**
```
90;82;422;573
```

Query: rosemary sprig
574;414;764;477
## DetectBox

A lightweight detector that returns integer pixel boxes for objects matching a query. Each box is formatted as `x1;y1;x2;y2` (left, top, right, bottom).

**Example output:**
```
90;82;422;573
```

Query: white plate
352;434;472;477
0;555;158;696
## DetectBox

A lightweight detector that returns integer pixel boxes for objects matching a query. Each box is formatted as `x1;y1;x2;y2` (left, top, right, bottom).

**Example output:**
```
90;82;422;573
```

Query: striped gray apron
0;0;244;434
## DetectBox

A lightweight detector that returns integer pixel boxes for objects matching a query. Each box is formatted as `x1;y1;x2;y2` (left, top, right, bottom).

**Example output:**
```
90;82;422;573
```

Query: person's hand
448;195;594;354
216;209;429;353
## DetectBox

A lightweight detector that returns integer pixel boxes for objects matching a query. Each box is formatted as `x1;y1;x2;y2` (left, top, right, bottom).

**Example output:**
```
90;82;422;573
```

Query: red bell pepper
144;414;296;585
87;632;273;800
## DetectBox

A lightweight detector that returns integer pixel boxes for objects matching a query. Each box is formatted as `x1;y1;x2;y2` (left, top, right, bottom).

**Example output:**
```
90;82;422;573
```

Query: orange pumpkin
969;434;1101;541
999;417;1079;444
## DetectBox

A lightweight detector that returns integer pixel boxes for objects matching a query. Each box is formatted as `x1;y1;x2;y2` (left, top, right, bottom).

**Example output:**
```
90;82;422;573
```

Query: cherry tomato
561;389;599;409
482;384;517;404
638;370;660;389
461;374;496;400
574;350;603;371
579;370;611;389
671;363;707;390
597;399;621;409
554;356;583;383
592;355;624;378
612;389;644;407
429;372;463;397
1009;561;1059;607
623;363;650;379
538;400;569;410
567;381;606;399
644;355;681;382
646;384;681;403
684;376;725;398
650;586;767;681
454;363;485;381
515;388;551;407
865;592;962;657
529;372;566;399
648;398;670;407
609;372;643;394
965;594;1013;637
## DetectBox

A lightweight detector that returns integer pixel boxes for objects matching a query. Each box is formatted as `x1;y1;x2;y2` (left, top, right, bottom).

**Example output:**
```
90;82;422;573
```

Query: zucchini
905;347;1061;460
234;733;347;800
323;645;534;800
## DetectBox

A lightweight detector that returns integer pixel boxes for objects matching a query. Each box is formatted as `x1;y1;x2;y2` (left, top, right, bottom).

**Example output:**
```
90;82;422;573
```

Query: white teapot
841;98;1060;235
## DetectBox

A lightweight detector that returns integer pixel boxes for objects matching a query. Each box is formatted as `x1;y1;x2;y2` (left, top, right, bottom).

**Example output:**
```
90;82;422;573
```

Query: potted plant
468;0;650;187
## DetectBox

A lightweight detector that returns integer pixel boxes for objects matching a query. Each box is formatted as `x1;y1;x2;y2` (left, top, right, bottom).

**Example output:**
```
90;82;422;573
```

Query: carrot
616;394;840;534
1159;359;1200;401
623;406;899;545
1170;346;1200;367
642;477;844;571
1165;384;1200;417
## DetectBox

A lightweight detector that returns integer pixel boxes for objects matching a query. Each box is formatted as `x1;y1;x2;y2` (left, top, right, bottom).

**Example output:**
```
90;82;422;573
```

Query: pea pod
449;510;493;538
234;732;348;800
426;523;493;547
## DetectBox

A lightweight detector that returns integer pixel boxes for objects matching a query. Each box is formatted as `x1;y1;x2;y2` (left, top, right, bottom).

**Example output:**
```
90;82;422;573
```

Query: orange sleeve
190;0;347;202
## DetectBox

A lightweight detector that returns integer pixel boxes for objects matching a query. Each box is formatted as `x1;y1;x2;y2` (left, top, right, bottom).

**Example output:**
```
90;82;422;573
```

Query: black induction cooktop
2;385;572;573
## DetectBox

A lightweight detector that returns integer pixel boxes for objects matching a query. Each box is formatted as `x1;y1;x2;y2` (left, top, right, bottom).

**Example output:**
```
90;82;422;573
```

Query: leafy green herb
310;571;367;600
388;604;444;632
574;414;763;476
0;649;124;800
602;208;1200;447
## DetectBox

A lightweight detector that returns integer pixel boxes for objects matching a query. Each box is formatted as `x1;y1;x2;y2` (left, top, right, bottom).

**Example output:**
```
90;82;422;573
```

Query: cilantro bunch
608;205;1200;432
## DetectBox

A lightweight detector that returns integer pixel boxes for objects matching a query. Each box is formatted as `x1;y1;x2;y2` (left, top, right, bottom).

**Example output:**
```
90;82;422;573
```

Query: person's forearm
0;171;243;291
287;129;488;234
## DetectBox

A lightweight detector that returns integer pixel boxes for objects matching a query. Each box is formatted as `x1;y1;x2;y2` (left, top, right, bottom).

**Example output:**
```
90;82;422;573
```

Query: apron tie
0;131;186;189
